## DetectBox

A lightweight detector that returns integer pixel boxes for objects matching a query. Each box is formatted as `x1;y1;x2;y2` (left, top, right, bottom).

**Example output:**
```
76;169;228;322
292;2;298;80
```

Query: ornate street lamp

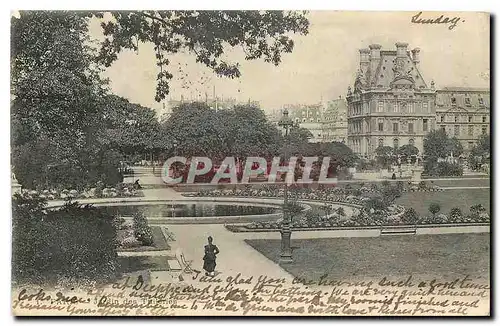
278;108;294;264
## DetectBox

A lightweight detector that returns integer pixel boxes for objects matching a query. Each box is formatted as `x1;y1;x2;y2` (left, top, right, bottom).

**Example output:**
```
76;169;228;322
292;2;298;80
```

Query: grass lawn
246;233;490;282
396;189;490;217
428;178;490;188
118;256;170;274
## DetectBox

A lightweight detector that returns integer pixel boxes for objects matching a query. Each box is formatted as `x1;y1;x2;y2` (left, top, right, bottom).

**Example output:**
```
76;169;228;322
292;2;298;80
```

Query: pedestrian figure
203;236;220;276
391;172;397;180
134;179;142;190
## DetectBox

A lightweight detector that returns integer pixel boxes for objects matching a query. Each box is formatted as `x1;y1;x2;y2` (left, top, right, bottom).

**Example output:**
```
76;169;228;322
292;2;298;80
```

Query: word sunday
161;156;338;185
411;11;463;30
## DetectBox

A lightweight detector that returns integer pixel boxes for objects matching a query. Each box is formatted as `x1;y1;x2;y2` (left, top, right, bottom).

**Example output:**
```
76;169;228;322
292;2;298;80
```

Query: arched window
393;138;399;149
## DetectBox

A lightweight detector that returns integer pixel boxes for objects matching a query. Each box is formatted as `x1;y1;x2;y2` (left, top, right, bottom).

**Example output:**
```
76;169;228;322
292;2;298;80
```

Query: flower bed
21;183;144;201
226;202;490;232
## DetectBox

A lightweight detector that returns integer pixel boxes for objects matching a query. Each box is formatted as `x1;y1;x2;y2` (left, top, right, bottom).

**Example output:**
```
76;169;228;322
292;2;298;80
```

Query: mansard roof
368;51;427;89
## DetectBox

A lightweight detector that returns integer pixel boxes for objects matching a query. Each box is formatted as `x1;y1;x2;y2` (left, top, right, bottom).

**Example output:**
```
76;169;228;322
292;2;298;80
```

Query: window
407;102;414;113
393;138;399;149
302;118;306;122
468;141;474;149
468;115;473;123
454;115;459;123
378;121;384;132
310;118;314;122
451;97;456;104
378;138;384;147
408;122;414;133
393;123;399;133
482;116;487;123
422;102;429;112
454;125;460;136
423;119;428;132
440;115;444;123
317;118;321;122
479;97;484;105
482;126;487;134
440;125;446;132
468;125;474;136
409;138;415;146
465;97;471;106
393;102;399;112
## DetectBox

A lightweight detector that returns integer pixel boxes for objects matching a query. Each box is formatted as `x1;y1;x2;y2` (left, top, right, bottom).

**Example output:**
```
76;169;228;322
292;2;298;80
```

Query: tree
423;130;464;174
428;203;441;217
99;95;162;157
397;144;419;163
401;208;419;225
375;146;394;169
11;11;121;189
94;10;309;101
468;134;490;170
160;102;282;161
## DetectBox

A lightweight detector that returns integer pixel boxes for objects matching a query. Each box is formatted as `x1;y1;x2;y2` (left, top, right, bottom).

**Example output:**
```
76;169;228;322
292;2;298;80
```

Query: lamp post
278;108;294;264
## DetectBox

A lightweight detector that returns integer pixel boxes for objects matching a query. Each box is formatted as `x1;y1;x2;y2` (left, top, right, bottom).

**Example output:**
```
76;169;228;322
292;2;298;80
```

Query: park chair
162;227;176;242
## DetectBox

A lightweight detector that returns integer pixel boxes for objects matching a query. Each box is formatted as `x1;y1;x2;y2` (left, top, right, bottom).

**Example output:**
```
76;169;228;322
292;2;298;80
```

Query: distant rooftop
439;86;490;92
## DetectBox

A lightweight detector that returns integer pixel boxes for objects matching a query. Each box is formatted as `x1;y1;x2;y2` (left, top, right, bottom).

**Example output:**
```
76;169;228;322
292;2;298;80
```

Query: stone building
286;103;324;143
322;98;348;143
346;42;437;158
435;87;490;151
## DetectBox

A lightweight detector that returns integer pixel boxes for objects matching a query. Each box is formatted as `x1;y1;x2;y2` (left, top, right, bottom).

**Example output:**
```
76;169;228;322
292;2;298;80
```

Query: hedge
12;194;119;288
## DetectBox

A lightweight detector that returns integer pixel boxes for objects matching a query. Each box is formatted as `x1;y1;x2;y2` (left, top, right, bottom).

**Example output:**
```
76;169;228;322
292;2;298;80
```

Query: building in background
346;42;437;158
435;87;490;151
285;103;324;143
322;97;348;143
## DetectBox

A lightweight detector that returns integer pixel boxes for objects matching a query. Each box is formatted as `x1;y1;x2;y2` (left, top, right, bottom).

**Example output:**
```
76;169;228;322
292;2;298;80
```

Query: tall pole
279;109;293;264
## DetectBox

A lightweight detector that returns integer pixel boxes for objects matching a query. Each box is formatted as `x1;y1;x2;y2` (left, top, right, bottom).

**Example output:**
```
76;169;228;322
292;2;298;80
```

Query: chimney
411;47;421;65
395;42;409;58
369;44;382;83
359;48;370;70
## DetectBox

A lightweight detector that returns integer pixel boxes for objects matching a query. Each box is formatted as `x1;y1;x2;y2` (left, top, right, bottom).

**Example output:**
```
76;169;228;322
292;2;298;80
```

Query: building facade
286;103;324;143
346;42;437;158
435;87;490;151
322;98;348;143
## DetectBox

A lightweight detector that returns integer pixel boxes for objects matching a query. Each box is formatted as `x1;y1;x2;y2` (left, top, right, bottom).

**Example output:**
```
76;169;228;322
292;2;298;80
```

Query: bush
433;162;464;177
12;194;119;287
401;208;419;225
428;203;441;216
133;213;154;246
449;207;463;223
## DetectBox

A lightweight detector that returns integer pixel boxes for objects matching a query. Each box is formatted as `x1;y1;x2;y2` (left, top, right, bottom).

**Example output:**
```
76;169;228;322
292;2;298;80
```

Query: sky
89;11;490;114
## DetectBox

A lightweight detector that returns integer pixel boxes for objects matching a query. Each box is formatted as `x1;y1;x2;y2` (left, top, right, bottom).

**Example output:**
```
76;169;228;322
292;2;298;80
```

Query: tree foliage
423;130;464;174
12;195;119;287
94;10;309;101
375;146;394;169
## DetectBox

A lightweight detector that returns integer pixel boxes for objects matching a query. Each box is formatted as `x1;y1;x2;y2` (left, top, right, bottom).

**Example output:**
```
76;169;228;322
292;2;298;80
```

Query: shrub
418;181;427;190
12;194;119;287
449;207;463;223
470;204;486;215
428;203;441;216
434;162;464;177
304;211;321;225
401;208;419;225
133;213;154;246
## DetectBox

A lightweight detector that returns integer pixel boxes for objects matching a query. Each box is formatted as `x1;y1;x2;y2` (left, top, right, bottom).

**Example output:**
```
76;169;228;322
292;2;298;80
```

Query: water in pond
104;203;279;218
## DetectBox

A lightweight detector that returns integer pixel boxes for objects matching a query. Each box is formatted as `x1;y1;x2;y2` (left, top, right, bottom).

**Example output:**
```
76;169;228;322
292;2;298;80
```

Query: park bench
380;225;417;236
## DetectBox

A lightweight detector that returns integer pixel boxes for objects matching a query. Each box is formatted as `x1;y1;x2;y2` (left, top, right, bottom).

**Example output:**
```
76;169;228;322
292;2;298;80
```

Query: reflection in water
104;203;278;218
